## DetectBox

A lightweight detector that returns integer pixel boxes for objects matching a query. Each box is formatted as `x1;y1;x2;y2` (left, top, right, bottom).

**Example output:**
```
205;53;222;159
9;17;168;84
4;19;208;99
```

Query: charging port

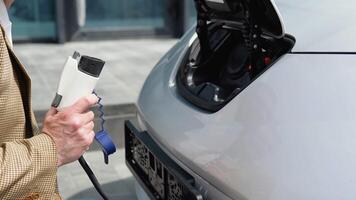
177;0;295;112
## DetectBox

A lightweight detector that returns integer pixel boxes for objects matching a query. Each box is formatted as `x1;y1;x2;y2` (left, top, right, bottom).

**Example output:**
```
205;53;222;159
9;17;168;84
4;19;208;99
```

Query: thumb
71;94;99;113
46;107;58;117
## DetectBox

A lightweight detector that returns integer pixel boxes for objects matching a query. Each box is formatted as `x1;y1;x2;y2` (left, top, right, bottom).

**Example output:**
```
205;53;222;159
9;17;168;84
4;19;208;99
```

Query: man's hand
42;94;98;167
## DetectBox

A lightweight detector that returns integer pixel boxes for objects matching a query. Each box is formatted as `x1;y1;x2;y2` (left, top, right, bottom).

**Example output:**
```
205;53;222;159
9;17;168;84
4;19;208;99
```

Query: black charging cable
78;94;111;200
78;156;109;200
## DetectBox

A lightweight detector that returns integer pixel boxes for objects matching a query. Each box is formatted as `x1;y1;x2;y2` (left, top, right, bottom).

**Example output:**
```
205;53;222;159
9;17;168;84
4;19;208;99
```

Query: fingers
83;121;95;131
88;130;95;145
84;131;95;151
46;107;58;117
71;94;99;113
78;128;95;147
64;112;95;131
80;111;95;125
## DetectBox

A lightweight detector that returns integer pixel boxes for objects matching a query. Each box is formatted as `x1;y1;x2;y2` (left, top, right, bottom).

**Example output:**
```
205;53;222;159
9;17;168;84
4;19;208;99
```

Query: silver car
125;0;356;199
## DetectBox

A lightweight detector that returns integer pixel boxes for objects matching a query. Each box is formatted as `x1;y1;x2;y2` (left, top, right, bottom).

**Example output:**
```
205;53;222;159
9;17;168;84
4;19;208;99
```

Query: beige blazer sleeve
0;135;60;200
0;25;61;199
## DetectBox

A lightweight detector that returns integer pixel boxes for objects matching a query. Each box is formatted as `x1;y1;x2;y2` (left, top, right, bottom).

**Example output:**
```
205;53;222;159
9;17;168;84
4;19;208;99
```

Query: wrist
41;130;61;167
27;133;58;170
56;154;64;167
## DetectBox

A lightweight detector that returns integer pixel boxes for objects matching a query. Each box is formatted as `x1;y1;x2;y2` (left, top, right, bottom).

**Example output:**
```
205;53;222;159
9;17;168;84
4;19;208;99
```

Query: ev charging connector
52;51;102;109
52;51;116;200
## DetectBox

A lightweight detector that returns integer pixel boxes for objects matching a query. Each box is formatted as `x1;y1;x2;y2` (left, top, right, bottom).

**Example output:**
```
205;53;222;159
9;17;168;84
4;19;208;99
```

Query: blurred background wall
9;0;197;43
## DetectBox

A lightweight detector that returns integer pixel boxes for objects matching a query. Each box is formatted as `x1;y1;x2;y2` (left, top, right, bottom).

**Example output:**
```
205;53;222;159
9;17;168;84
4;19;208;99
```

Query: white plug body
55;55;99;110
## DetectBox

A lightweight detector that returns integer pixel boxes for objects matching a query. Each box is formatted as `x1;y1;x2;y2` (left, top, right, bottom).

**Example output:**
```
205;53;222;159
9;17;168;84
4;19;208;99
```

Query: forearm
0;134;60;199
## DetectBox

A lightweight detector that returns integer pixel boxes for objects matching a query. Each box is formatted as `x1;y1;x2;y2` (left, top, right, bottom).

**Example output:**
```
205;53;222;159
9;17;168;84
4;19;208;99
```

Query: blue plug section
96;130;116;164
93;91;117;164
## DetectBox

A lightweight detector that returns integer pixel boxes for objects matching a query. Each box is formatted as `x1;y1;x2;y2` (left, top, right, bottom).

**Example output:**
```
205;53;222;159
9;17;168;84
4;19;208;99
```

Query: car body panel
138;37;356;199
275;0;356;52
133;1;356;199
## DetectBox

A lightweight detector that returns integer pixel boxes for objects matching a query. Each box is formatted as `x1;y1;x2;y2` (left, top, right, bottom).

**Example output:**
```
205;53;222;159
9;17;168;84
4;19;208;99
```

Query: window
84;0;165;29
9;0;56;40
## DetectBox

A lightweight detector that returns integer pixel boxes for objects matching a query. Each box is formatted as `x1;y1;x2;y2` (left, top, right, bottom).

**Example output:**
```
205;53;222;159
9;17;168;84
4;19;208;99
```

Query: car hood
275;0;356;52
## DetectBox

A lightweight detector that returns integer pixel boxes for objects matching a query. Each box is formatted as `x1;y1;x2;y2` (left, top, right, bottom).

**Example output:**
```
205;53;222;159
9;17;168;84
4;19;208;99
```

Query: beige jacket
0;26;61;199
